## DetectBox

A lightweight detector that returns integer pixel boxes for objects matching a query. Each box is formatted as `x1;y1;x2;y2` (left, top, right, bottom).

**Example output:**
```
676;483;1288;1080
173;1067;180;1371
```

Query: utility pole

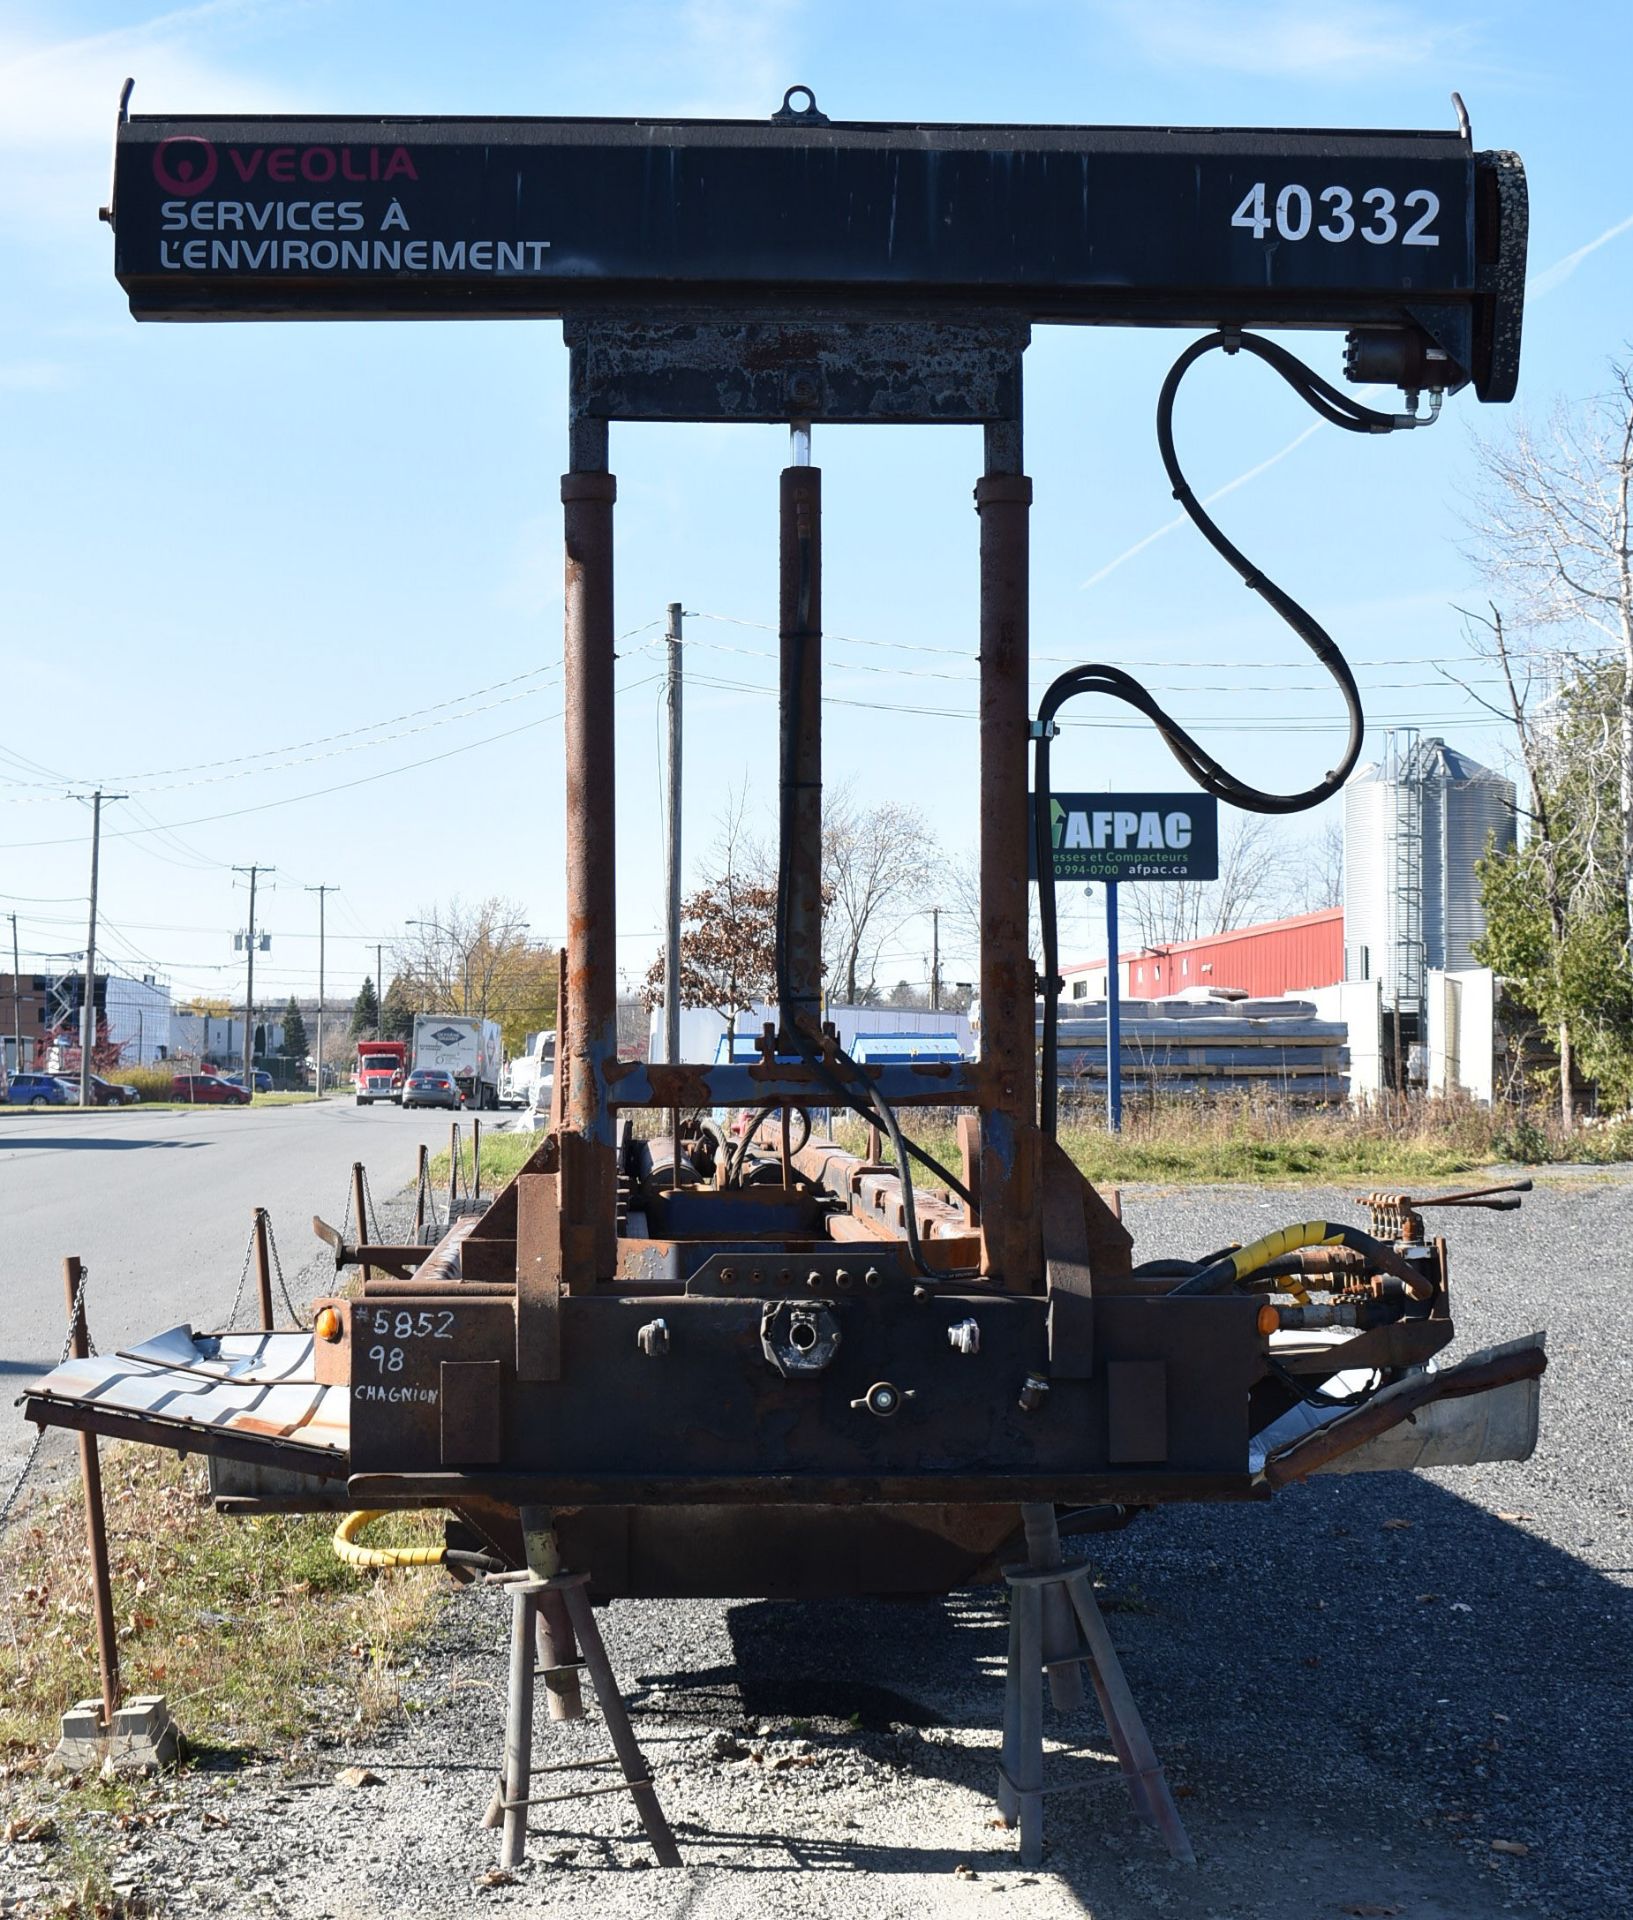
929;906;941;1012
8;911;20;1079
234;865;273;1091
78;790;126;1107
306;885;337;1099
663;602;684;1072
375;941;384;1039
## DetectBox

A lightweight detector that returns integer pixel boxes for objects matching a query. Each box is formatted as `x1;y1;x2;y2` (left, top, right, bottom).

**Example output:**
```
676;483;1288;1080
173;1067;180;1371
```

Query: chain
223;1220;259;1331
361;1166;383;1245
0;1265;92;1537
263;1216;308;1330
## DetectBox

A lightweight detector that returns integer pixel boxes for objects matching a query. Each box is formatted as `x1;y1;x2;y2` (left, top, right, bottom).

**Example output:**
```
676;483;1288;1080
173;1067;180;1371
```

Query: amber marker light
315;1305;344;1342
1256;1304;1280;1337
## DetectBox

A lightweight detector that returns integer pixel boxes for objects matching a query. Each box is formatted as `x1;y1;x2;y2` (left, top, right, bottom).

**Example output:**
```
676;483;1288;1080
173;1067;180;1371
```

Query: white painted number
366;1344;406;1374
1402;189;1441;246
1361;187;1398;244
1318;185;1355;242
1275;184;1312;241
1231;181;1270;240
1230;182;1438;249
370;1308;454;1339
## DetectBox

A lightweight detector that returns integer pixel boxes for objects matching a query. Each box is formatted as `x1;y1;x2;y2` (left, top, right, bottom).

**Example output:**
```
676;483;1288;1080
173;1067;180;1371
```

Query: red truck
354;1039;407;1106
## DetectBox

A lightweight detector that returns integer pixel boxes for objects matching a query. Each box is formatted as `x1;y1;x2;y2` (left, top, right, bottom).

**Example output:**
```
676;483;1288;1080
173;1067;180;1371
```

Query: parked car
171;1073;252;1105
82;1073;142;1107
401;1066;461;1111
221;1069;274;1094
5;1072;76;1107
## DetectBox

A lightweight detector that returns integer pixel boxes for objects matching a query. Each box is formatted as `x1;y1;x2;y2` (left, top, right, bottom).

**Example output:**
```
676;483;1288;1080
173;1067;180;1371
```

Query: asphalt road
0;1099;492;1487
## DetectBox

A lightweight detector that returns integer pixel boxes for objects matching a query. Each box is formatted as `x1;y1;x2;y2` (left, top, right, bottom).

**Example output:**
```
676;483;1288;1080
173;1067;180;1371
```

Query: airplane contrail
1079;421;1323;589
1527;211;1633;299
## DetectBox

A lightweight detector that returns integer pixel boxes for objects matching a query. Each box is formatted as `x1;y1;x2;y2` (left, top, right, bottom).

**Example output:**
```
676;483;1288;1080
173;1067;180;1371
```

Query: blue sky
1;0;1629;1010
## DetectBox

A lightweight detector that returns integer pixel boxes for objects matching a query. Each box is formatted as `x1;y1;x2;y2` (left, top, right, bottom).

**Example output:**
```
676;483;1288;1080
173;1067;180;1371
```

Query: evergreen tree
350;975;380;1038
380;976;415;1044
281;996;309;1061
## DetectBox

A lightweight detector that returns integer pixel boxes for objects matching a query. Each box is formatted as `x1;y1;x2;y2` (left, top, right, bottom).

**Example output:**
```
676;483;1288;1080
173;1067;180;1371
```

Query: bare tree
394;896;539;1030
1468;359;1633;948
1122;813;1293;949
1281;818;1345;915
822;783;939;1005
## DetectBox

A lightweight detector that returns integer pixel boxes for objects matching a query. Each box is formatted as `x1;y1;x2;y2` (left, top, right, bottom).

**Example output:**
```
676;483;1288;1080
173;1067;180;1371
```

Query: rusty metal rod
778;457;823;1046
976;426;1042;1289
414;1143;428;1241
562;462;620;1275
499;1585;537;1868
252;1206;274;1331
63;1257;120;1734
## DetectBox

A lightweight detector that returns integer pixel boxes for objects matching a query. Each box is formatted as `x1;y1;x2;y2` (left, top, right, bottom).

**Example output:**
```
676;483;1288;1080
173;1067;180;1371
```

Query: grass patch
843;1094;1633;1187
438;1097;1632;1200
0;1448;448;1762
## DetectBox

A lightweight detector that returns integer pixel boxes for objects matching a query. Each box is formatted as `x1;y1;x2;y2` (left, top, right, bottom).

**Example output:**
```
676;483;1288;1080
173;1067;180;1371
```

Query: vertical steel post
778;439;823;1046
1106;881;1123;1133
562;419;619;1275
415;1143;428;1241
63;1257;120;1733
9;911;21;1075
663;600;684;1180
252;1206;274;1331
976;420;1042;1288
351;1163;371;1282
498;1585;537;1869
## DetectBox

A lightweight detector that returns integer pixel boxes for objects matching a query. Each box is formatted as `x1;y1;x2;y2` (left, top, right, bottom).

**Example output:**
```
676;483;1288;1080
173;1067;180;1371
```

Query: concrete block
47;1698;108;1773
106;1694;181;1773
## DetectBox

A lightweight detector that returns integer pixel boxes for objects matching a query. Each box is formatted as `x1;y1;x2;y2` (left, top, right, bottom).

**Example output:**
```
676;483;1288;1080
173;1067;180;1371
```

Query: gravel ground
5;1173;1628;1920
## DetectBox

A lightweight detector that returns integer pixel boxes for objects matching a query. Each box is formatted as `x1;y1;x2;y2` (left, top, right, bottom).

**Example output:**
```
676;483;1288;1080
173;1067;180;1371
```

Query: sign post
1030;791;1220;1133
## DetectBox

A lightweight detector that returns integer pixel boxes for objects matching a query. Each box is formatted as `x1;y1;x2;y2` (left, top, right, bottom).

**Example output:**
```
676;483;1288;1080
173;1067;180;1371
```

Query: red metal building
1061;907;1344;1004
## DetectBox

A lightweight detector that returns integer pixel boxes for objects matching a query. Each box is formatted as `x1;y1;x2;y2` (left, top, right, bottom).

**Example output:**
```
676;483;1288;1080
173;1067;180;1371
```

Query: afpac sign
1029;792;1219;883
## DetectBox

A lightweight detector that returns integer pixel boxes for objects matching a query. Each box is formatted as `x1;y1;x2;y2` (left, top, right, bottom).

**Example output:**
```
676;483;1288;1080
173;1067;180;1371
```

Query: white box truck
411;1014;503;1110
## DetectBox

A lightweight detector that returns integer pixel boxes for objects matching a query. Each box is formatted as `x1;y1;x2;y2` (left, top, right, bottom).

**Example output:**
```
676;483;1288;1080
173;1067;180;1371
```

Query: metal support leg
498;1585;538;1869
1065;1567;1196;1866
1010;1578;1045;1869
777;458;823;1047
1022;1503;1086;1711
997;1557;1195;1870
536;1587;584;1723
558;1577;681;1867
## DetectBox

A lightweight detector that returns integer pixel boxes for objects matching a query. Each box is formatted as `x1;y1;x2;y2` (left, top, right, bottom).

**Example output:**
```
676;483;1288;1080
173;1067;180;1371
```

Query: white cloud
0;3;304;233
1101;0;1478;80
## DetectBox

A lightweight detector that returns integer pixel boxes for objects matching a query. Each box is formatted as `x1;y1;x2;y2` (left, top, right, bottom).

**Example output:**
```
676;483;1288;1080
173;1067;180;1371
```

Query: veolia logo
429;1026;465;1048
152;136;218;196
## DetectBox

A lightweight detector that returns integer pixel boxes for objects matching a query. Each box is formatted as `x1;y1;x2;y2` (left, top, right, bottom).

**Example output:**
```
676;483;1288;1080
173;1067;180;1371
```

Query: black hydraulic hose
1036;330;1415;1134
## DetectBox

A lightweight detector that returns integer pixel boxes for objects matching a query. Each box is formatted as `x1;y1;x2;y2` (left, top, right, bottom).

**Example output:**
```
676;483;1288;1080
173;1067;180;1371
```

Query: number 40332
1231;182;1439;247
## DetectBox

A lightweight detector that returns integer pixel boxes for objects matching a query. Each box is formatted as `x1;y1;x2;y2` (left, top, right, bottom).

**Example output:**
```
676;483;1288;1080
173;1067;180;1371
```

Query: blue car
6;1072;76;1106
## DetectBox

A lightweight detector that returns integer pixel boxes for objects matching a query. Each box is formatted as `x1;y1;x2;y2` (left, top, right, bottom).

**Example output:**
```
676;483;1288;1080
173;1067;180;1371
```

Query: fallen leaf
954;1863;978;1879
334;1765;383;1789
476;1869;516;1888
1339;1905;1403;1917
1416;1593;1440;1604
200;1810;230;1830
2;1817;55;1843
1381;1518;1413;1531
768;1753;820;1772
1490;1839;1530;1857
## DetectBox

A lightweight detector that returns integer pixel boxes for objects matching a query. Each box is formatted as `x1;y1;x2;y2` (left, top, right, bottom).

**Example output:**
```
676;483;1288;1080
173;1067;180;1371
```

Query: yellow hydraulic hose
1167;1221;1429;1299
332;1508;446;1569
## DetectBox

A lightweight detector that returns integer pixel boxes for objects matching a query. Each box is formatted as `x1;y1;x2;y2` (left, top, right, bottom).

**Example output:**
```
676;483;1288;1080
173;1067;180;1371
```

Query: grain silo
1343;733;1516;1013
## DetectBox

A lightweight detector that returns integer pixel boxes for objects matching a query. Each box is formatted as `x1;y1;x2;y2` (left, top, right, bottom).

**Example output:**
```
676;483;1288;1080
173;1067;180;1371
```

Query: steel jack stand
485;1571;681;1871
997;1557;1195;1870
